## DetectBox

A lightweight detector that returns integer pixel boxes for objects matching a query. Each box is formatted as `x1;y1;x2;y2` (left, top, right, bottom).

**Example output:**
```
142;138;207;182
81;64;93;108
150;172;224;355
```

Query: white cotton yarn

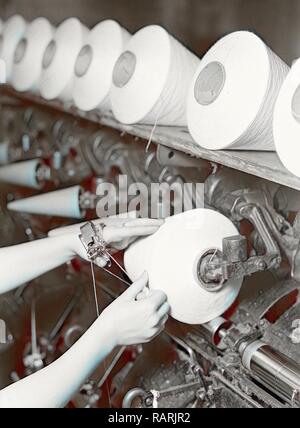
187;31;289;151
11;17;54;92
0;15;27;83
273;58;300;178
39;17;89;102
73;20;131;112
124;209;243;325
111;25;200;126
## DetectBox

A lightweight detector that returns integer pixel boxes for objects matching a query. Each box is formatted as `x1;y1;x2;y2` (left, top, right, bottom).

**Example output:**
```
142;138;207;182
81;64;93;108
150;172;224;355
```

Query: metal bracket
198;199;282;290
79;222;110;265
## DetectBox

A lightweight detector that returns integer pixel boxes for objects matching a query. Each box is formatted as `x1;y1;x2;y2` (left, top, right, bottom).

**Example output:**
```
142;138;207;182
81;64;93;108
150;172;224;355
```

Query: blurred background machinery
1;0;300;409
0;84;300;408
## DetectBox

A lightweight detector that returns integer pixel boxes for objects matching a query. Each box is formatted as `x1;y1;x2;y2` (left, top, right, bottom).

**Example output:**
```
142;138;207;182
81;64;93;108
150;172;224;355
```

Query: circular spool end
0;34;4;55
75;44;93;78
291;83;300;124
194;61;226;106
14;37;27;64
113;50;137;88
42;39;57;69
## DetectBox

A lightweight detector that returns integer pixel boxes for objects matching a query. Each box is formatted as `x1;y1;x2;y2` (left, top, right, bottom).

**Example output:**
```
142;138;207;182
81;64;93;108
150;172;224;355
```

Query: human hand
100;272;170;346
56;217;164;267
101;218;164;250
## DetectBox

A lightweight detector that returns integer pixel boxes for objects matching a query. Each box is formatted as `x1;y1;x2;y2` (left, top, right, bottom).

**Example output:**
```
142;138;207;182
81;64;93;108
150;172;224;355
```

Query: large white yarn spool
0;18;4;82
124;209;243;325
73;20;131;112
111;25;200;126
40;18;88;102
187;31;289;151
273;58;300;178
0;15;27;83
11;17;54;92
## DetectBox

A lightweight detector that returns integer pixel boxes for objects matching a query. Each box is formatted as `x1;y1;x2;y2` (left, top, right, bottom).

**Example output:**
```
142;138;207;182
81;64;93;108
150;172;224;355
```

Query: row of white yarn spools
0;15;300;178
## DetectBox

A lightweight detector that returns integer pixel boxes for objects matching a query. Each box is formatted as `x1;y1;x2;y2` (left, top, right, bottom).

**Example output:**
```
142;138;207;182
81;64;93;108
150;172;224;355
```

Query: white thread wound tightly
111;25;200;126
11;17;54;92
0;15;27;82
39;18;89;102
273;58;300;178
73;20;131;112
124;209;243;325
187;31;289;151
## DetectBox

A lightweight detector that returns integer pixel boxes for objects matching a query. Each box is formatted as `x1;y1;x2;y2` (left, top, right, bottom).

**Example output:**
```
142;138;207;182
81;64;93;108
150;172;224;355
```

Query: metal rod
97;346;126;389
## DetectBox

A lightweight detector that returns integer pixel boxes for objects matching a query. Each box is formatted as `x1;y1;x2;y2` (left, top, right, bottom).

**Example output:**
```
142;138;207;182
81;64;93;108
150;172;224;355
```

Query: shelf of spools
2;84;300;192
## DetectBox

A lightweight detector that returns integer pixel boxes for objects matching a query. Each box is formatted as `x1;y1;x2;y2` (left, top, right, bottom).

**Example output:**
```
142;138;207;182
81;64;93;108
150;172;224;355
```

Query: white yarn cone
0;159;41;188
0;15;27;83
40;18;89;102
111;25;200;126
125;209;243;325
187;31;289;151
11;17;54;92
73;20;131;112
274;58;300;178
7;185;84;218
0;141;9;164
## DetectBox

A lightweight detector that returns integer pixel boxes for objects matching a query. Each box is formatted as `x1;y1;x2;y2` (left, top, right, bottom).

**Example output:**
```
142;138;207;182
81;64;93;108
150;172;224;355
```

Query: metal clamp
197;202;282;291
79;222;110;265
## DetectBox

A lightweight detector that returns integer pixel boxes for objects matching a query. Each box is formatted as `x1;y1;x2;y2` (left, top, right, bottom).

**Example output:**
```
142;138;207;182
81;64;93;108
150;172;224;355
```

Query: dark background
0;0;297;64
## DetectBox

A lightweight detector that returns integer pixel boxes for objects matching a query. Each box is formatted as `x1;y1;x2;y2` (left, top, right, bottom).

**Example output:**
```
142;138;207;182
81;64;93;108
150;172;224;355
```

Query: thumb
122;272;149;300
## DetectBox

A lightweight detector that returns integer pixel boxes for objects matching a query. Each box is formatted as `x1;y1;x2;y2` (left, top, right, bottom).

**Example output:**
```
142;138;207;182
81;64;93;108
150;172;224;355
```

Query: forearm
0;235;76;294
0;317;115;408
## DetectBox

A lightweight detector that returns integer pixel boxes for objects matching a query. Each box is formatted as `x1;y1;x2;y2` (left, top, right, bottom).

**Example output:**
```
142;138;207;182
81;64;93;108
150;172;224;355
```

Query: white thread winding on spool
40;18;89;102
273;58;300;178
187;31;289;151
124;209;243;325
11;17;54;92
111;25;200;126
73;20;131;112
0;15;27;83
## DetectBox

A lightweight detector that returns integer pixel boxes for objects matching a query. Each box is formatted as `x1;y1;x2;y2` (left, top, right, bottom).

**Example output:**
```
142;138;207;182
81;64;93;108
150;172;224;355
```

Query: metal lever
198;202;282;292
79;222;110;265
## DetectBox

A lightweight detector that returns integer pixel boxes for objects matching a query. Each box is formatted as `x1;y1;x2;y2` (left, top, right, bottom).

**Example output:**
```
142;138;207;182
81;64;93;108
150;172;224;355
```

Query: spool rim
42;40;57;69
14;37;27;64
112;50;137;88
75;44;94;78
194;61;226;106
111;25;172;124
